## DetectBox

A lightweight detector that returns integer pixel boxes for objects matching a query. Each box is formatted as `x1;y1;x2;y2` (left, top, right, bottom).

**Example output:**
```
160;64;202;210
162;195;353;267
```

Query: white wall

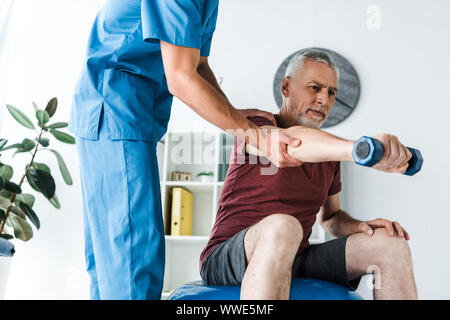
1;0;105;299
1;0;449;299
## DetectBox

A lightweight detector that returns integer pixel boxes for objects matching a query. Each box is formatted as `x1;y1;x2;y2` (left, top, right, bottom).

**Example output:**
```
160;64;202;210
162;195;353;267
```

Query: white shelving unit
157;131;325;299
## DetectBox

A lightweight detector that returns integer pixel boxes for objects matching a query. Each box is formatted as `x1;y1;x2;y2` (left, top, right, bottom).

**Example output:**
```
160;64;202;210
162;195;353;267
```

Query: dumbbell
352;136;423;176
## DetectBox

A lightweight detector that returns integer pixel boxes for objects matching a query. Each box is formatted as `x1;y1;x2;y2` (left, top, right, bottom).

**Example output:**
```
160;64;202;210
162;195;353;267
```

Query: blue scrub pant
76;114;165;300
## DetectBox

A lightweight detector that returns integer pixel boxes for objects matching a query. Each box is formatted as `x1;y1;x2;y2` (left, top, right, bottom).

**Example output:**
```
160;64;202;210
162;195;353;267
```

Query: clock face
273;47;361;128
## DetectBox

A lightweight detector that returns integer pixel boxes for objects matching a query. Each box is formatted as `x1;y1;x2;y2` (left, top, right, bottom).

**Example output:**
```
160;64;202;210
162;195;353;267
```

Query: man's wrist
341;140;355;162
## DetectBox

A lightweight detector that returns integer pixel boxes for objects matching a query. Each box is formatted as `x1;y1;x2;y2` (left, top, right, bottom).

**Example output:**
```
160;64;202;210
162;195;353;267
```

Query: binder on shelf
170;187;194;236
163;187;173;235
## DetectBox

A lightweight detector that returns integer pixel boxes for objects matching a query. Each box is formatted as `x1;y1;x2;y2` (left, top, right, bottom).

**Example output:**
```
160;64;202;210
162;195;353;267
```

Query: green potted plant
0;97;75;298
196;171;214;183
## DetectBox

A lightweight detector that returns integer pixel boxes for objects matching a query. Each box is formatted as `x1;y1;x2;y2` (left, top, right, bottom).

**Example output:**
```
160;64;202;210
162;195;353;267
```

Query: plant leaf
26;171;41;192
3;180;22;194
16;193;35;208
0;208;4;221
12;139;36;157
0;139;7;149
6;104;35;129
36;137;50;147
0;143;23;152
49;194;61;209
31;162;50;173
49;129;75;144
0;164;13;180
49;149;72;185
0;196;11;209
27;167;55;199
18;201;40;229
22;138;36;151
32;101;39;112
10;204;26;219
9;215;33;241
0;233;13;240
0;190;14;199
45;97;57;117
36;110;50;128
47;122;68;129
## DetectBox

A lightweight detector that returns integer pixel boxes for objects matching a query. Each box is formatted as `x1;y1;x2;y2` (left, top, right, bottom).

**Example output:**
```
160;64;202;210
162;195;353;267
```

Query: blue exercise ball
168;278;362;300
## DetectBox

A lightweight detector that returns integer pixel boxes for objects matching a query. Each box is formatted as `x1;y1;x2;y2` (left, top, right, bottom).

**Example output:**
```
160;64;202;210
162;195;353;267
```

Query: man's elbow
165;70;197;97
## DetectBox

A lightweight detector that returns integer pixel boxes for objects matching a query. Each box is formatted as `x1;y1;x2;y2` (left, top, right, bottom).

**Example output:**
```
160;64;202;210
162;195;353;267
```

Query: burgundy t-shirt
199;114;342;272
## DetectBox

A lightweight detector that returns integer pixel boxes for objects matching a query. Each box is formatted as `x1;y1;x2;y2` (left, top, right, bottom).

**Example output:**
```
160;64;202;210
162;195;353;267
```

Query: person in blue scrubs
69;0;302;300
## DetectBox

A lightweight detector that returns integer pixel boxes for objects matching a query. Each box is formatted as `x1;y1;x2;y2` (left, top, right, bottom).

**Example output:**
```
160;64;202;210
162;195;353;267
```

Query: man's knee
256;213;303;246
365;228;412;267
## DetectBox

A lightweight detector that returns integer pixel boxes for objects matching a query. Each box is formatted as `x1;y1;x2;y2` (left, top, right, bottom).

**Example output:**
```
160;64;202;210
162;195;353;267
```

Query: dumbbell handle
352;136;422;176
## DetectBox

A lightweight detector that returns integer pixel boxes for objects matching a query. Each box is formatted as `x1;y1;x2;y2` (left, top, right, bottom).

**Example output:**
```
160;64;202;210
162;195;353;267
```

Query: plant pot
0;257;12;299
199;175;214;183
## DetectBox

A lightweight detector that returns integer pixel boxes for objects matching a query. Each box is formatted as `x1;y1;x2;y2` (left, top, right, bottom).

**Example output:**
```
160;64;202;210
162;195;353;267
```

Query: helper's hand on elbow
260;128;303;168
372;133;413;173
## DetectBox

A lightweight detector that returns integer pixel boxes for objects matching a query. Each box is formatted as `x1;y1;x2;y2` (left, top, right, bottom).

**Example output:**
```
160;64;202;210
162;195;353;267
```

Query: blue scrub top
69;0;219;143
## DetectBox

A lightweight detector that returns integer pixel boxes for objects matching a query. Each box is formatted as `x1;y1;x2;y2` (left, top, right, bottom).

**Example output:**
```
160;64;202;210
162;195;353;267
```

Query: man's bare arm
246;125;353;162
246;125;411;174
319;193;410;240
318;193;362;237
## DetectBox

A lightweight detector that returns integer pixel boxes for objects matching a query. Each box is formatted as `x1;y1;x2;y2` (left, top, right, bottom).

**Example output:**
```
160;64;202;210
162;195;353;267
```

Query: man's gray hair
284;49;340;80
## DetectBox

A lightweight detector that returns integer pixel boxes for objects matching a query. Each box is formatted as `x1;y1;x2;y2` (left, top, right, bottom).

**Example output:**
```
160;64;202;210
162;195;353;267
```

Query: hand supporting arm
246;125;353;162
160;41;302;168
246;125;411;174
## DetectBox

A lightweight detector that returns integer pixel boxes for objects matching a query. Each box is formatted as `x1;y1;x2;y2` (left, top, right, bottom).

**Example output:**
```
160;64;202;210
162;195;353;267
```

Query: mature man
69;0;301;300
199;50;418;300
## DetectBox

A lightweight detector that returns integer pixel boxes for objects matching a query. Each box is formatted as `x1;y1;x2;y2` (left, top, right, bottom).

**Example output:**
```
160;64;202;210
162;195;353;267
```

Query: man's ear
281;77;291;98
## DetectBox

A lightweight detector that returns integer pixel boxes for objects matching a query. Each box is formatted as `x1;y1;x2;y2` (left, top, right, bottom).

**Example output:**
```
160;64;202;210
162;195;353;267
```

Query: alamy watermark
167;128;292;176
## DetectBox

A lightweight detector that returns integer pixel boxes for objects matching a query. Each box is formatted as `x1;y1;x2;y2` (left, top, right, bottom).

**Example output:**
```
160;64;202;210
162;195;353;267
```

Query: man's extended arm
246;125;412;174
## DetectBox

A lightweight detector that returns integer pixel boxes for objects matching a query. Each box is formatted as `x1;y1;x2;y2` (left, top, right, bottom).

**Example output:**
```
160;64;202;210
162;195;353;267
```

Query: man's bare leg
240;214;303;300
346;228;417;299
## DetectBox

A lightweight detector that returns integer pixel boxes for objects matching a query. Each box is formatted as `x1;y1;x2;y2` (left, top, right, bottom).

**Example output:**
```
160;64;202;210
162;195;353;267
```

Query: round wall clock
273;47;361;128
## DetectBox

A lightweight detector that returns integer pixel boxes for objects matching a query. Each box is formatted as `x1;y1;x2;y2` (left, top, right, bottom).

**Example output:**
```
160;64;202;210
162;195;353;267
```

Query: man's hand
358;218;410;240
372;134;413;174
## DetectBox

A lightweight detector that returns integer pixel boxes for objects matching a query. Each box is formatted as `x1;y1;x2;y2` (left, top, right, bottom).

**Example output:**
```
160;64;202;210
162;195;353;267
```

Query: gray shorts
200;227;361;290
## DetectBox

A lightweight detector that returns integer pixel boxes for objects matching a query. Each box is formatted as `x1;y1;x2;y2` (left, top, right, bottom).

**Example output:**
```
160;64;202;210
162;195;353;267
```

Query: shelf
163;181;215;193
165;235;209;242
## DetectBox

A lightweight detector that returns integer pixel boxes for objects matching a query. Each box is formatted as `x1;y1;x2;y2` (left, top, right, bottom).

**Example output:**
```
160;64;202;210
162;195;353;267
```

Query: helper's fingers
279;147;303;167
404;229;411;241
367;218;395;236
392;221;405;238
279;130;302;148
393;221;410;240
358;222;374;236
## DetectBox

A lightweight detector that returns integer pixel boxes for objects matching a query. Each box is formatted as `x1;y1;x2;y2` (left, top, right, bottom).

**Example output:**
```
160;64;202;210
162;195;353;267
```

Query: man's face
282;59;338;128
